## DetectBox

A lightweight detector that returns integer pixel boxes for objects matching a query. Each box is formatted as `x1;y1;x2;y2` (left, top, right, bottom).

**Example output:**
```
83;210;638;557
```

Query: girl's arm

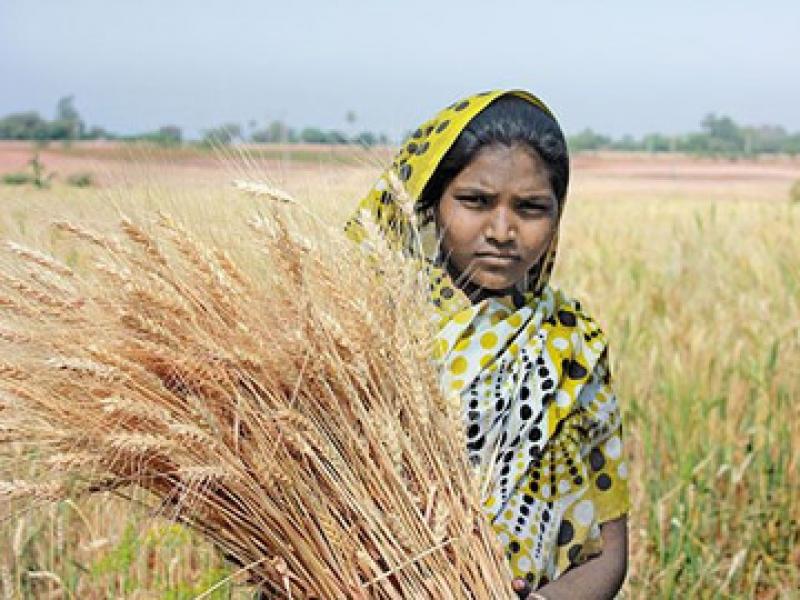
513;515;628;600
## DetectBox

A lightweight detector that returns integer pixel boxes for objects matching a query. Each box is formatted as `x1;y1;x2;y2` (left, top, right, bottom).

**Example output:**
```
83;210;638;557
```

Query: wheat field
0;145;798;598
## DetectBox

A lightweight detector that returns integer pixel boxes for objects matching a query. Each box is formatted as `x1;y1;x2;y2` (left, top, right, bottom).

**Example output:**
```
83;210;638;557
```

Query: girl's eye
457;195;490;207
518;200;553;215
519;203;544;212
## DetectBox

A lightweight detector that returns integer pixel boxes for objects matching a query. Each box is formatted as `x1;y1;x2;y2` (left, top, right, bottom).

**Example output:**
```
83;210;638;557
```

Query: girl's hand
512;578;546;599
512;577;529;597
509;516;628;600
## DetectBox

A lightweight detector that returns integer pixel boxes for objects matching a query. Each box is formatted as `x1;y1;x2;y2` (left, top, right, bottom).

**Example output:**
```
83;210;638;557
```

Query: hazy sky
1;0;799;140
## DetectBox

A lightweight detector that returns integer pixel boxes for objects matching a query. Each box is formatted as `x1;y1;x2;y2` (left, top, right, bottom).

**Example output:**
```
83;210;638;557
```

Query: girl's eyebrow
517;193;556;204
452;187;555;201
451;186;495;195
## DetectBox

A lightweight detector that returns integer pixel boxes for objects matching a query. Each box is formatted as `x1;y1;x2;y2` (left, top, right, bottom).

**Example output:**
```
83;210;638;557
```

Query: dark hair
416;95;570;224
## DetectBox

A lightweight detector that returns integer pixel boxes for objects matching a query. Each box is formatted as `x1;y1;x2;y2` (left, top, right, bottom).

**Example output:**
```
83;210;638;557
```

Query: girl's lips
473;253;520;266
474;252;520;259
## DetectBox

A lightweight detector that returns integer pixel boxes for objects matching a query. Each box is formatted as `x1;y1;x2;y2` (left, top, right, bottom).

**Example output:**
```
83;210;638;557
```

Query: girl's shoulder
547;286;607;336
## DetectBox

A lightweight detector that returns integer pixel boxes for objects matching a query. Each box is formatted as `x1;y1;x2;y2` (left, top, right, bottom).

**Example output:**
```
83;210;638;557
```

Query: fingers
512;578;530;598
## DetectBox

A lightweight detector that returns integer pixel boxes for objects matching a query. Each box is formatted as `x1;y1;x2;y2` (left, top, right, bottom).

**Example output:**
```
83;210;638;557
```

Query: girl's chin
471;271;521;291
462;276;520;298
444;262;523;299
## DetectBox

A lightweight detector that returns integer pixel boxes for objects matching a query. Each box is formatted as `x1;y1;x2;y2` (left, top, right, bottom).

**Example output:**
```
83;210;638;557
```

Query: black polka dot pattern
557;309;576;327
557;520;574;546
562;358;588;380
589;448;605;471
567;544;583;565
450;294;627;584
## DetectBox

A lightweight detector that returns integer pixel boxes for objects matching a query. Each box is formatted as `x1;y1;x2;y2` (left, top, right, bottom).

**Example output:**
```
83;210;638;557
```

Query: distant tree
568;128;611;152
251;120;290;143
139;125;181;145
300;127;327;143
700;113;745;154
83;125;112;140
250;128;270;143
56;96;79;121
47;119;79;140
345;110;357;137
642;133;672;153
156;125;182;145
785;133;800;156
122;125;181;146
55;95;84;139
201;123;242;146
744;125;788;154
610;134;643;151
327;130;348;144
0;112;50;139
676;132;710;154
353;131;377;146
270;120;290;143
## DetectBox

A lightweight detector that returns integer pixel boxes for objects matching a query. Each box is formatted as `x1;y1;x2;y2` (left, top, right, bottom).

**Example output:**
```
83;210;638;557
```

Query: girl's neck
443;260;515;305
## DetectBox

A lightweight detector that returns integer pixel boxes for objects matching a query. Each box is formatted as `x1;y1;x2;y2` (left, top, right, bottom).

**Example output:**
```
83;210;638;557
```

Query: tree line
568;114;800;156
2;96;799;156
0;97;390;147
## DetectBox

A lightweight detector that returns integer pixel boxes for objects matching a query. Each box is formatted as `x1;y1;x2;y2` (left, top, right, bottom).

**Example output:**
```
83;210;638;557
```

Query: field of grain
1;142;798;598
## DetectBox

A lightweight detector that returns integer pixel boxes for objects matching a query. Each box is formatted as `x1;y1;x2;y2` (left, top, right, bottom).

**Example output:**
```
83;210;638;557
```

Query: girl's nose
485;207;516;244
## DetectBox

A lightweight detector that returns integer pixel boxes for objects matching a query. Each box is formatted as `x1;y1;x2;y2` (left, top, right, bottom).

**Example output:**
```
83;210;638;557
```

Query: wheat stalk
0;204;512;598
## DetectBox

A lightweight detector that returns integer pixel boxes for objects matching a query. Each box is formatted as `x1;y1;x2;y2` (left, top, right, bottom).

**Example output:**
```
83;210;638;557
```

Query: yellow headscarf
344;90;630;588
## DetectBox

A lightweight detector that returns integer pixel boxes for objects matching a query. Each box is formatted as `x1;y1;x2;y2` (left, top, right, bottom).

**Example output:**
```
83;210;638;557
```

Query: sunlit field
1;143;798;598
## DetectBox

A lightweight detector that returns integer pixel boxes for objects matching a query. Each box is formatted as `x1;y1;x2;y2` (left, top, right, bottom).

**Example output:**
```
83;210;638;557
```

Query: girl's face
435;143;558;299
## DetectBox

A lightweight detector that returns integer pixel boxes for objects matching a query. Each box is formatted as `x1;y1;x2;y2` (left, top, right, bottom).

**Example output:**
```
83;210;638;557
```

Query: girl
345;90;630;599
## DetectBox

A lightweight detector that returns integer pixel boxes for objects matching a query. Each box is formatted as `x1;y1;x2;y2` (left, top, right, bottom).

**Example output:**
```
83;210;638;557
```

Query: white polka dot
497;532;510;546
556;464;566;474
592;340;604;352
573;500;595;526
541;484;551;499
618;462;629;479
556;390;572;408
604;436;622;460
552;337;568;351
558;479;571;494
374;178;386;191
571;332;581;347
517;556;532;572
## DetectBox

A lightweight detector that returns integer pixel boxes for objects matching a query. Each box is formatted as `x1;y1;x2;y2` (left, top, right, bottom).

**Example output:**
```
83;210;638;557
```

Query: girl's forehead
448;146;553;192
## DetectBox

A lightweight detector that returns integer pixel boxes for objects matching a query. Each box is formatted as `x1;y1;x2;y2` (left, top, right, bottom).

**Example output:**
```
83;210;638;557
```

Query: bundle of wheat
0;186;512;598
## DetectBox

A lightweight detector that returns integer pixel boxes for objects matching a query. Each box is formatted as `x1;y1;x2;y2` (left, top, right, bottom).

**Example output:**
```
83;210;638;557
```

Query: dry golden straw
0;189;512;598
